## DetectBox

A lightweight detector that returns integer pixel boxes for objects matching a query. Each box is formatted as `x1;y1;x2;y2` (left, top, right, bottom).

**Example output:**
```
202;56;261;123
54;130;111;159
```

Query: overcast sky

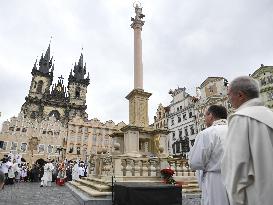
1;0;273;126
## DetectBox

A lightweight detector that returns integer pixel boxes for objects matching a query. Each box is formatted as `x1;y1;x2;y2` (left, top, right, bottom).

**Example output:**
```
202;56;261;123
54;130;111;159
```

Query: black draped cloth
114;182;182;205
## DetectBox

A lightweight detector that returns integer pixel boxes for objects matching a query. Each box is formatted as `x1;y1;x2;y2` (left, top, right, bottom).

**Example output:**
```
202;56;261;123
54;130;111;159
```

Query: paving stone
0;182;80;205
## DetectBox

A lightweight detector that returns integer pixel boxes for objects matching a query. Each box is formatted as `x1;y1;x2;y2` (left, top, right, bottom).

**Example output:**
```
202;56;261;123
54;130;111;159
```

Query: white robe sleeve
221;116;254;205
188;130;214;171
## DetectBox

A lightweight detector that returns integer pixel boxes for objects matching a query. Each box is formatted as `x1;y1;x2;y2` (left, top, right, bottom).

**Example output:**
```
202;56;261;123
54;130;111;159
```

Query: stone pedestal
126;89;151;127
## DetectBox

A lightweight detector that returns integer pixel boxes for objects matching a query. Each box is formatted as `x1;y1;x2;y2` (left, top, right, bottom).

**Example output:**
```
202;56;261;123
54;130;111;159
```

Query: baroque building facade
154;88;197;156
66;116;125;161
194;77;231;133
251;64;273;110
154;70;273;157
21;44;90;124
0;113;66;163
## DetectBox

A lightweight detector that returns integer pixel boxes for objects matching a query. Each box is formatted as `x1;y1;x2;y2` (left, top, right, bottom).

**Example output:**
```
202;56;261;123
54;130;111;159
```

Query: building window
68;144;74;153
92;135;97;144
38;144;45;153
179;130;182;138
189;112;193;118
177;107;179;112
16;128;20;131
171;118;174;125
190;125;195;135
75;87;81;99
1;141;8;150
30;112;36;119
176;142;180;153
77;136;82;142
180;106;182;110
268;76;273;83
201;124;206;131
183;113;187;120
190;139;195;146
78;127;83;133
209;85;214;93
84;135;88;142
76;146;81;155
9;127;14;131
37;80;44;93
42;130;46;134
178;116;181;123
172;132;176;141
22;128;27;132
184;127;188;137
268;92;273;100
48;145;53;153
20;143;27;152
33;81;37;89
91;145;96;154
10;142;18;150
172;144;175;154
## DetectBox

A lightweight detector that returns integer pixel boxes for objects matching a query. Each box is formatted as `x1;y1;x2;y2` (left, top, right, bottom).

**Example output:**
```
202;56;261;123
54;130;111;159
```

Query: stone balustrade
89;154;195;179
168;158;196;177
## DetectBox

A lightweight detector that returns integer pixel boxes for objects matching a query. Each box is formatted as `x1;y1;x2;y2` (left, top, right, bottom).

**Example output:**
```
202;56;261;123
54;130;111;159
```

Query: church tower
21;44;54;120
67;53;90;120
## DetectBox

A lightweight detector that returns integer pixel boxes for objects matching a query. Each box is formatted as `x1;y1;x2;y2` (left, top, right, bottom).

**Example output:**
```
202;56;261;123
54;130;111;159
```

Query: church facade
21;44;90;124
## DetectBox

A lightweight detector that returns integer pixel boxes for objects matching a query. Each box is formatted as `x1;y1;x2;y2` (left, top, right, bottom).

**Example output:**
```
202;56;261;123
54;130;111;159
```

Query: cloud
1;0;273;126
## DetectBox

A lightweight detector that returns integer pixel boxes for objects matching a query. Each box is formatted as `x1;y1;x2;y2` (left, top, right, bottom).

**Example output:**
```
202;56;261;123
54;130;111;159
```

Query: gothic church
21;44;90;124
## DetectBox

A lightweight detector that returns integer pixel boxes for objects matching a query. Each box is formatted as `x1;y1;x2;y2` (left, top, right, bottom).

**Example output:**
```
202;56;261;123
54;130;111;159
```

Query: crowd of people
189;76;273;205
0;153;89;190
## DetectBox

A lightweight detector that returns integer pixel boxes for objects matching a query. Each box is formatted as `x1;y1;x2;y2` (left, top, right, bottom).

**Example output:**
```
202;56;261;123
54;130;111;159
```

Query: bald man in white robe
222;76;273;205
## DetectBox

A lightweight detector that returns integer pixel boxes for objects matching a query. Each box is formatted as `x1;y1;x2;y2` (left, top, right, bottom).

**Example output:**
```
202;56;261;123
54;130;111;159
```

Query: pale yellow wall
0;114;66;164
65;118;125;161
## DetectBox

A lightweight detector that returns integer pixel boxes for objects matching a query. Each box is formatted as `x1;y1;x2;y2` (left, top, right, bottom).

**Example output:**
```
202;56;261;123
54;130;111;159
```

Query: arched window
30;111;36;119
75;87;80;99
33;81;37;89
37;80;44;93
49;110;61;120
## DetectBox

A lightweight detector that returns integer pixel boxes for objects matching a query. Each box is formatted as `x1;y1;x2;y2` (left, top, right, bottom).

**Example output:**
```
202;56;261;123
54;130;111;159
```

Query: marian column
126;3;151;127
131;3;144;89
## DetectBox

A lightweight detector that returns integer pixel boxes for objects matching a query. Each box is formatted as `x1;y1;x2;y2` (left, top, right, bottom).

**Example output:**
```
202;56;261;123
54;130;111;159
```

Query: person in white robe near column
72;162;79;181
79;164;85;178
189;105;229;205
40;160;54;187
221;76;273;205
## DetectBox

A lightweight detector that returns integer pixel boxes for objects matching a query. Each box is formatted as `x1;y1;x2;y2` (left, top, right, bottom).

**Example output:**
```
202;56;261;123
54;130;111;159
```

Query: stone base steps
75;178;111;192
68;181;112;197
66;182;112;205
177;178;201;194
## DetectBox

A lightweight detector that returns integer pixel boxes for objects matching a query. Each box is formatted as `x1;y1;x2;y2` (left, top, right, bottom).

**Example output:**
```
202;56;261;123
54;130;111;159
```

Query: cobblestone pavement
0;182;80;205
182;194;201;205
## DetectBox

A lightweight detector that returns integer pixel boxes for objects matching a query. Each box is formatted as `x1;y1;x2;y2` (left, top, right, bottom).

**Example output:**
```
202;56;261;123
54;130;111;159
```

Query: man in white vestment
40;160;54;187
79;164;85;179
222;76;273;205
72;162;79;181
189;105;229;205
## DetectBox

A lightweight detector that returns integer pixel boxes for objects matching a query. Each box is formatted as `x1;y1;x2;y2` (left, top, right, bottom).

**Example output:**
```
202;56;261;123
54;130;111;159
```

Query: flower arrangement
160;168;176;185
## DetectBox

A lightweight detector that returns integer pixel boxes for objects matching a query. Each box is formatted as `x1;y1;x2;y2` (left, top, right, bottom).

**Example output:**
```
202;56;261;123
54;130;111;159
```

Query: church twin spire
68;52;90;86
33;43;89;84
70;53;89;81
38;44;53;74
